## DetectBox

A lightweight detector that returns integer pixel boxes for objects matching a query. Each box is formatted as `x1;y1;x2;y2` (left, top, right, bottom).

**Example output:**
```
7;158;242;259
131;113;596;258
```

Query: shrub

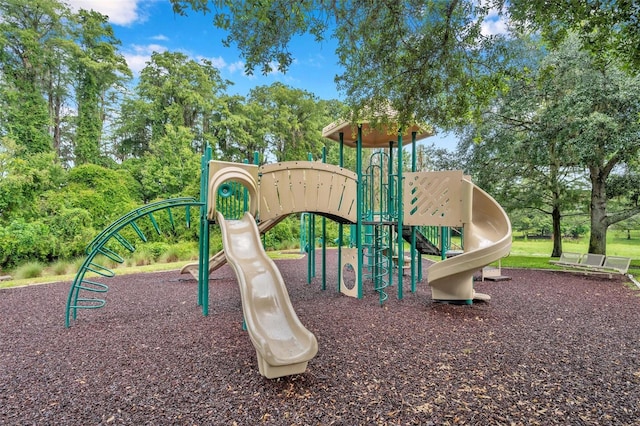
50;260;73;276
13;261;44;279
0;219;58;268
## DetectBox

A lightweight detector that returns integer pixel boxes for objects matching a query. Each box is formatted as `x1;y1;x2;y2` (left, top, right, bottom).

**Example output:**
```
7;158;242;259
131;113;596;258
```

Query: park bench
550;253;632;278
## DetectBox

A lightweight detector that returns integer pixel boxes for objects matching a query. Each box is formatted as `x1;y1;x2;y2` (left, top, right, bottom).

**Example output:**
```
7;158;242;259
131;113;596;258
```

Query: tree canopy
170;0;513;129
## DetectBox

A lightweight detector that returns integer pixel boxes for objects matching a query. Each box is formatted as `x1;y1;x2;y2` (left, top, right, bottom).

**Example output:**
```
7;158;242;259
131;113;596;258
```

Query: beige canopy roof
322;119;433;148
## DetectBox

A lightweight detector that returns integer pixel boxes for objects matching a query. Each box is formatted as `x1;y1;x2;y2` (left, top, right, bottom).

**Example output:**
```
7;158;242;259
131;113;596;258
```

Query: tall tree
465;35;640;255
210;94;270;163
248;82;327;162
461;36;588;257
116;51;229;156
170;0;511;130
70;9;131;165
0;0;70;155
550;36;640;254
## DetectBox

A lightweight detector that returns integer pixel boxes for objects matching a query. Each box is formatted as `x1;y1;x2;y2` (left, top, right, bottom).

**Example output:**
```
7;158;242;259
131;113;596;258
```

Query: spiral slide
427;179;512;303
217;211;318;378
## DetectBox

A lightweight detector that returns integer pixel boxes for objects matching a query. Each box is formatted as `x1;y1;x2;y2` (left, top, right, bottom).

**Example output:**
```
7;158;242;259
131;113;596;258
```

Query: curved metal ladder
65;197;204;327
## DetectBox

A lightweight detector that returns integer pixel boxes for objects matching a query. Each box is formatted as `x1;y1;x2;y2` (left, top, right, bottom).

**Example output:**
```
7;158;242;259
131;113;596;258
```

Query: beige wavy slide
428;179;512;303
217;211;318;379
180;216;286;278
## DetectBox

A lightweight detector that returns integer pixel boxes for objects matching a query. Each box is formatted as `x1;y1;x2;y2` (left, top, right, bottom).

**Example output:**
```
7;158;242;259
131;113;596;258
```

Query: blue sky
65;0;508;150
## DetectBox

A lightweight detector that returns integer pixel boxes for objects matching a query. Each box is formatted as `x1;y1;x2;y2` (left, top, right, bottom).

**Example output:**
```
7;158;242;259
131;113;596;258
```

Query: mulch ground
1;252;639;425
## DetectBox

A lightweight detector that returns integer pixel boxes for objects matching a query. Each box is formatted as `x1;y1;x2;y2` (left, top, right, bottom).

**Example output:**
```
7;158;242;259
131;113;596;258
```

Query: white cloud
228;61;246;74
197;55;228;70
150;34;169;41
480;7;509;37
65;0;142;26
123;44;168;74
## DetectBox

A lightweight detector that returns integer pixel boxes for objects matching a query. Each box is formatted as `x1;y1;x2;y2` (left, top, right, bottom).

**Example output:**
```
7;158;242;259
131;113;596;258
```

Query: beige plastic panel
218;211;318;379
403;170;470;226
207;161;259;221
339;248;359;298
259;161;358;223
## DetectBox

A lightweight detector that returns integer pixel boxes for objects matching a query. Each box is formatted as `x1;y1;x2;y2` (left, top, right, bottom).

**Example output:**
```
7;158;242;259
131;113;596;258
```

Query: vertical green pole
387;141;394;290
337;132;344;293
397;131;403;300
388;142;394;219
307;152;315;283
321;146;327;290
198;145;212;315
356;125;363;299
441;226;447;260
243;159;249;215
410;131;418;291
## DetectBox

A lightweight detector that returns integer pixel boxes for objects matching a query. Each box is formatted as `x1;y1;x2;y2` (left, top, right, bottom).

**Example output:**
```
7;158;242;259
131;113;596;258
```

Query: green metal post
198;145;212;315
307;152;316;283
321;146;327;290
441;226;448;260
387;141;394;290
356;125;363;299
397;131;404;300
338;132;344;293
410;131;419;290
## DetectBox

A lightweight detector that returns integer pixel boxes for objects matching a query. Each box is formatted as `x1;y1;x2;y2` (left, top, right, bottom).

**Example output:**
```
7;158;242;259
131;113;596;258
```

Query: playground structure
65;115;512;379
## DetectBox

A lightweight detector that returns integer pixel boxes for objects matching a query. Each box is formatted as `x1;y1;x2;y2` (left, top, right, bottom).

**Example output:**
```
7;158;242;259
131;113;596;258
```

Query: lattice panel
403;170;470;226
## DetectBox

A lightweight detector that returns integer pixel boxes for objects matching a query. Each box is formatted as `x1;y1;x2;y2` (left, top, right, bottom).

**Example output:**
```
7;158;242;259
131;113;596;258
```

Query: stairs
395;225;441;256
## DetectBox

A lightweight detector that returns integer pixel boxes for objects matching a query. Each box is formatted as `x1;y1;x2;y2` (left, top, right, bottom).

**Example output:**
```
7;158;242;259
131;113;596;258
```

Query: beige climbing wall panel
403;170;472;226
259;161;358;223
339;248;359;298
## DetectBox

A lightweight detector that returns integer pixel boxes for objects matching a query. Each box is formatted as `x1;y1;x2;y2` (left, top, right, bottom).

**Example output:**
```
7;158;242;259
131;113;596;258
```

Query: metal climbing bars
65;198;204;327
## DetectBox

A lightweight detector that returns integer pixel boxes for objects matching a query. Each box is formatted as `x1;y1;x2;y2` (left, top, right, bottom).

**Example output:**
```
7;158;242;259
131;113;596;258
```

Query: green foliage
0;143;67;224
508;0;640;70
169;1;525;132
0;219;57;268
124;125;200;202
71;9;131;165
0;0;67;155
263;216;297;250
462;34;640;256
248;83;327;162
63;164;139;226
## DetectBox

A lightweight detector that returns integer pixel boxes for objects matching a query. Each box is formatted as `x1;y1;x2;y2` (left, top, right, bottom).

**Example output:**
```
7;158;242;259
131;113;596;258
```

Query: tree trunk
588;168;609;254
551;203;563;257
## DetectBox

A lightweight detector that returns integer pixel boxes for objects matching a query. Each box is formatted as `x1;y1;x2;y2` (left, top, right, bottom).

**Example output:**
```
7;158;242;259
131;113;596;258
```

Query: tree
127;125;200;203
551;37;640;254
508;0;640;70
460;35;592;257
248;82;327;162
70;9;131;165
209;94;270;163
170;0;511;130
464;35;640;255
0;0;70;155
115;51;229;157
